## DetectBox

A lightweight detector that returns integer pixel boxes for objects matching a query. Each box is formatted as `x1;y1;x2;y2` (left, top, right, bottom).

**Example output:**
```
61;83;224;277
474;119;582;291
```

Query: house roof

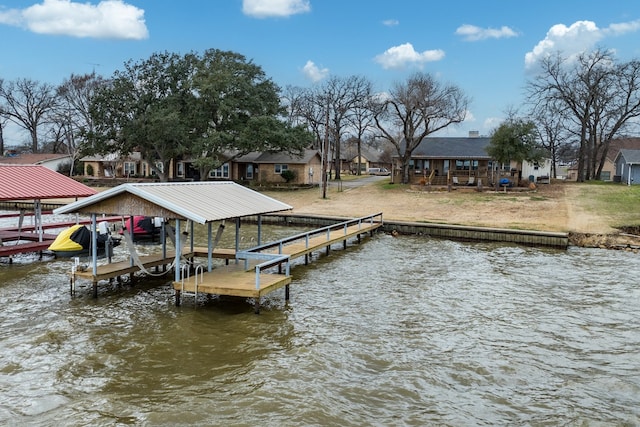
0;164;97;201
616;149;640;164
607;138;640;161
80;152;142;162
341;144;384;162
247;149;321;164
52;181;293;224
407;137;492;159
0;153;71;165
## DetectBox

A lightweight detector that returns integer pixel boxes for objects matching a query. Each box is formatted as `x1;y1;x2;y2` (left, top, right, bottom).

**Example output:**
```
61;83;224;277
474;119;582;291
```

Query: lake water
0;219;639;426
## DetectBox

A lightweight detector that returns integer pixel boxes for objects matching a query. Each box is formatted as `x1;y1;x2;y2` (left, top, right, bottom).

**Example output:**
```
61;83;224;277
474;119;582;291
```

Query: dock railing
242;212;383;256
233;252;291;290
235;213;382;290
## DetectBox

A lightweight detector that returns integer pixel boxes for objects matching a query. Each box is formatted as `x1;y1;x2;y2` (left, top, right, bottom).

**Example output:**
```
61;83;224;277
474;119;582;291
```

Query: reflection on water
1;226;639;425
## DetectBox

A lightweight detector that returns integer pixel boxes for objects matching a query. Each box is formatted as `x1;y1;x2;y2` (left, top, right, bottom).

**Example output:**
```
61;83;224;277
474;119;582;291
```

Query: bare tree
530;100;571;178
346;88;375;175
373;72;469;184
527;49;640;181
0;78;57;153
322;76;373;180
50;72;107;175
0;115;7;155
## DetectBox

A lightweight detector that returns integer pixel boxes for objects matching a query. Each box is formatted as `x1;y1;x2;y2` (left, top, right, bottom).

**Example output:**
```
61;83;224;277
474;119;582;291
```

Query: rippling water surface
1;223;639;426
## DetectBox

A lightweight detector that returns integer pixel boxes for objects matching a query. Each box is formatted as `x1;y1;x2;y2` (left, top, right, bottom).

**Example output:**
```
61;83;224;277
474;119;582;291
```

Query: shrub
280;169;296;183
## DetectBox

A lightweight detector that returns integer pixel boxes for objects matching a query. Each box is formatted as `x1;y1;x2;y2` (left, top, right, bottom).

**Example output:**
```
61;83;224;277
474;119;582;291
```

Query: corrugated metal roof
0;164;97;201
53;181;293;224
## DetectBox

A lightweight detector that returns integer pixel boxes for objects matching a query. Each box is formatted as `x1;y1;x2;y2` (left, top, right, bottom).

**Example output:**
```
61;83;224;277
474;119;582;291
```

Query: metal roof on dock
0;164;97;200
52;181;293;223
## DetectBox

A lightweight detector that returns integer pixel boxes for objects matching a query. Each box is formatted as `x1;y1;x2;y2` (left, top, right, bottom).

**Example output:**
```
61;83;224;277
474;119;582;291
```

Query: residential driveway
329;175;390;189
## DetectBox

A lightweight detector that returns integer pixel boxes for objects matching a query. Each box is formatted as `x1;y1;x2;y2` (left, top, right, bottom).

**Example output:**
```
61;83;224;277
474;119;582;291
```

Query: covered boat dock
53;181;383;312
53;181;295;306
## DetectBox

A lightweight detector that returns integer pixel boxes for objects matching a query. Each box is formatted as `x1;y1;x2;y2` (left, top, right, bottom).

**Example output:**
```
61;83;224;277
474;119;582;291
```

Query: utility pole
322;99;329;199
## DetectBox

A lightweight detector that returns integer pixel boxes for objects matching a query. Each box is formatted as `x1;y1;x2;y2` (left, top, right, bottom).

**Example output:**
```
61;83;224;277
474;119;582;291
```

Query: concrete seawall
258;213;569;249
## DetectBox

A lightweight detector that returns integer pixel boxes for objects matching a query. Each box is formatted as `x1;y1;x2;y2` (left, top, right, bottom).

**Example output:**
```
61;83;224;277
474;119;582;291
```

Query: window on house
142;163;148;176
209;163;230;178
123;162;136;176
177;162;185;177
275;164;289;174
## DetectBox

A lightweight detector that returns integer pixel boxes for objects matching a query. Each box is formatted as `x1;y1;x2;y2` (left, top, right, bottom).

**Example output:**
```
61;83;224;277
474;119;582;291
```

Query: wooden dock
66;213;383;312
173;213;383;312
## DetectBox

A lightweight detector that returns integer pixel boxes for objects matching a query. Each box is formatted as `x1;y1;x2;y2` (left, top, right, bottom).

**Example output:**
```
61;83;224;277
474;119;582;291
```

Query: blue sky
1;0;640;145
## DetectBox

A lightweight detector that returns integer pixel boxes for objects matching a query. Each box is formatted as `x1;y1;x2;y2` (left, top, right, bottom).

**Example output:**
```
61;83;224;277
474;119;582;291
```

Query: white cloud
606;19;640;36
374;43;445;70
524;19;640;68
243;0;311;18
302;60;329;82
382;19;399;27
0;0;148;39
455;24;518;41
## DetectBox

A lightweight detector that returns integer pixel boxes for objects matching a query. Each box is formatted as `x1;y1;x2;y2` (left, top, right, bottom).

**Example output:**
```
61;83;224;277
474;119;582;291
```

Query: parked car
368;168;390;176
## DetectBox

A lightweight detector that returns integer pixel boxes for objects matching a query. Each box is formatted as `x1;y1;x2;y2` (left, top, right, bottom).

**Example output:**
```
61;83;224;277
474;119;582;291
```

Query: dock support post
175;290;181;307
305;254;309;265
326;246;330;256
285;284;290;301
343;240;347;249
92;281;98;298
254;298;261;314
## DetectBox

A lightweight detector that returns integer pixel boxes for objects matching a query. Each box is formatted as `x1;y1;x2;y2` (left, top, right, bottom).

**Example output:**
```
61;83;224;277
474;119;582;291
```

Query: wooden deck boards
174;264;291;298
73;252;180;281
272;222;381;258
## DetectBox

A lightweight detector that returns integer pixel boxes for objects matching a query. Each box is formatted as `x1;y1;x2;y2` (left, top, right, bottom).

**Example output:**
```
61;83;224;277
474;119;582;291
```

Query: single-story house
81;149;322;185
0;152;73;172
566;137;640;181
234;149;322;185
81;152;176;179
341;144;391;175
395;135;497;185
614;149;640;185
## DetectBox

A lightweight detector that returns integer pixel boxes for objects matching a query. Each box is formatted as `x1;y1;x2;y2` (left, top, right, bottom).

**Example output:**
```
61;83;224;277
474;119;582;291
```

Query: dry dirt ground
263;181;640;249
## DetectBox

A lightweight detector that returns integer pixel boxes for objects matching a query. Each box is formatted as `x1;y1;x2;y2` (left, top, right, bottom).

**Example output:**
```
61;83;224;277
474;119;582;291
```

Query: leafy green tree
90;51;197;181
189;49;310;179
488;118;545;185
90;49;311;181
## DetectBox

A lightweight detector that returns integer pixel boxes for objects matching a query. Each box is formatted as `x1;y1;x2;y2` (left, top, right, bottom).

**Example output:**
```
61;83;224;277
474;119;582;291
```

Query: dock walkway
174;213;383;312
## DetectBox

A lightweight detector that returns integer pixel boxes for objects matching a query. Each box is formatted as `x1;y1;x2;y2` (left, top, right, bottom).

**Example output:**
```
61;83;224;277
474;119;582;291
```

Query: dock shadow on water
0;232;639;425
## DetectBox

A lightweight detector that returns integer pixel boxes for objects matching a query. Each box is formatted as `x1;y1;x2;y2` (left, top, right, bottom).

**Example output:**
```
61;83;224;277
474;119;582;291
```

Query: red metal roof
0;164;97;201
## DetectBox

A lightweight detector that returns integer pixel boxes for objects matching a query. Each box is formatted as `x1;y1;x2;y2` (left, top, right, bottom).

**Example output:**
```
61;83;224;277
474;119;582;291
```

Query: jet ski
48;222;121;258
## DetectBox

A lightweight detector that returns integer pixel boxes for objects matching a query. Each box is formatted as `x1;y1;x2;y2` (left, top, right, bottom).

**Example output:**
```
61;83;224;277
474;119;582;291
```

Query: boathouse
52;181;297;306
